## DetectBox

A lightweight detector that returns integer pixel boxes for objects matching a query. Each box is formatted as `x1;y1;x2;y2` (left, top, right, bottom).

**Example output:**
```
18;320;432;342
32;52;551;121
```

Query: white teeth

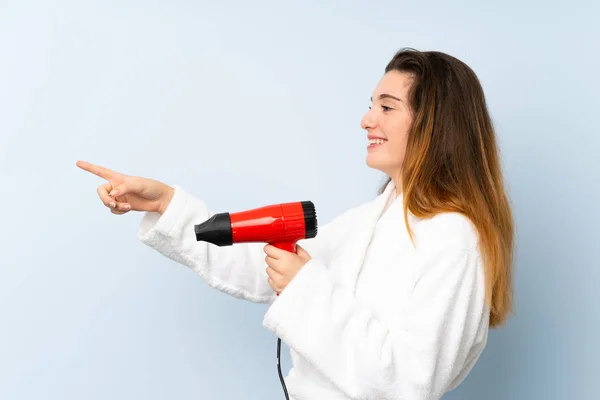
369;139;386;145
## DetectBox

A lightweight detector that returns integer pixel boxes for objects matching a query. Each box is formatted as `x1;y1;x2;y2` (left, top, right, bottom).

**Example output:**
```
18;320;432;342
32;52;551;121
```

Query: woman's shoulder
411;211;480;252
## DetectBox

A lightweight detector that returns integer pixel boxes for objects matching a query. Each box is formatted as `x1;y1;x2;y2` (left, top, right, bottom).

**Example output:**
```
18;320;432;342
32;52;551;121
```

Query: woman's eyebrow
371;94;403;102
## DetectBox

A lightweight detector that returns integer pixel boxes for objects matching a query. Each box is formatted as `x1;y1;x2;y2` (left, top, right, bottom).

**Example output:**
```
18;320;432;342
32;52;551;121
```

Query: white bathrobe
137;179;490;400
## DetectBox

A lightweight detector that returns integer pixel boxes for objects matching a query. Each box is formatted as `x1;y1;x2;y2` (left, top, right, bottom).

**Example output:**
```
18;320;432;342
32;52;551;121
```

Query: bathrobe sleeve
262;243;488;400
137;184;359;304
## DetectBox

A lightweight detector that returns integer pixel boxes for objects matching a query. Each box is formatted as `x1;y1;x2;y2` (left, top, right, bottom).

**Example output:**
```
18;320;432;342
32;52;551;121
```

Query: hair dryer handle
271;241;297;253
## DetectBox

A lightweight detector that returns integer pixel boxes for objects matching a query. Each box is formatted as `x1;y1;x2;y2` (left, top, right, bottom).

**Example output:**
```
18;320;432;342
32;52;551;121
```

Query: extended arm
138;185;358;303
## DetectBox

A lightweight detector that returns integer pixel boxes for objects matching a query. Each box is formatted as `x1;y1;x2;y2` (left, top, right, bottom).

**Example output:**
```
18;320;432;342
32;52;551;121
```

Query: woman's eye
368;105;392;111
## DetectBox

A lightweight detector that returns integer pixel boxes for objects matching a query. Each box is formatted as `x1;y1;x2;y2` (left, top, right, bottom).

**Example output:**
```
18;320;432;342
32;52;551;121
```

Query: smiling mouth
368;138;387;149
369;138;387;145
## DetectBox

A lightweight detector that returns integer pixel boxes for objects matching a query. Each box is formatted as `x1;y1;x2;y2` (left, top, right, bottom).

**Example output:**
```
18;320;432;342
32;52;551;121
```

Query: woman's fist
76;160;174;215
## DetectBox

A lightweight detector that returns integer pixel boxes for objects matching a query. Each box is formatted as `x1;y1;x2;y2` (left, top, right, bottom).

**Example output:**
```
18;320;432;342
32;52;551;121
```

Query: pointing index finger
76;160;118;180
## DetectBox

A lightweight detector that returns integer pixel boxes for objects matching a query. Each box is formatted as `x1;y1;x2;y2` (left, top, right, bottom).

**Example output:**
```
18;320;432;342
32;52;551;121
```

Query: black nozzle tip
194;212;233;246
301;201;318;239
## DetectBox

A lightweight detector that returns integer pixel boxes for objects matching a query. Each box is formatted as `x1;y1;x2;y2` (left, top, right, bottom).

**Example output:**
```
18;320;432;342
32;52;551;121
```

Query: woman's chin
366;155;399;177
366;155;386;171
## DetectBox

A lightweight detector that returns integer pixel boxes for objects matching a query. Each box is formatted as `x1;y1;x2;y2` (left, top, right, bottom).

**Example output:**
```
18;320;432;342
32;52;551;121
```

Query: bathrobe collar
337;178;399;294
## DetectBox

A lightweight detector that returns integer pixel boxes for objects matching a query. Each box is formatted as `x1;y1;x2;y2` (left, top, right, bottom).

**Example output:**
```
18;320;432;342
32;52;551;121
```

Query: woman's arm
137;185;359;304
262;242;489;399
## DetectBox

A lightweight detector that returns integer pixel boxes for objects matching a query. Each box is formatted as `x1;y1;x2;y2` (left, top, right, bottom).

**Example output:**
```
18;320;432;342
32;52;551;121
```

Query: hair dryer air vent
300;200;317;239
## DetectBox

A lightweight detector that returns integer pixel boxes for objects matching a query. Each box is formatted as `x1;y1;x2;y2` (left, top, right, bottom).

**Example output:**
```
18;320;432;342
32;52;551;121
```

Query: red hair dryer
193;201;318;400
194;200;317;253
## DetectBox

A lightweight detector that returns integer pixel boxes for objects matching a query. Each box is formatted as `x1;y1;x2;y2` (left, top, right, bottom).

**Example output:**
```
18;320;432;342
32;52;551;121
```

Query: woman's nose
361;111;375;130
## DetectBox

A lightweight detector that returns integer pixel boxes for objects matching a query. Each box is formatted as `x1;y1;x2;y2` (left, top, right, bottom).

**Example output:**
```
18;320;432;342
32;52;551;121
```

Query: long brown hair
379;48;514;328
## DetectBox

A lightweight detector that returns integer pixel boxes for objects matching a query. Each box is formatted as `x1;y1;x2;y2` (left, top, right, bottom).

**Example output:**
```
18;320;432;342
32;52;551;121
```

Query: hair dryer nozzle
194;212;233;246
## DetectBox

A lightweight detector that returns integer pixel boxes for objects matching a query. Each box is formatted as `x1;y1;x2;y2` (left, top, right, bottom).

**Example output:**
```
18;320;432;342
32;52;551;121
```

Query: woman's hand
264;244;312;294
76;160;174;215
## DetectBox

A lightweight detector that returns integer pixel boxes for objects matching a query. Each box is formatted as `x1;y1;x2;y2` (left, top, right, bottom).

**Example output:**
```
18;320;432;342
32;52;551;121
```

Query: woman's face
360;70;414;183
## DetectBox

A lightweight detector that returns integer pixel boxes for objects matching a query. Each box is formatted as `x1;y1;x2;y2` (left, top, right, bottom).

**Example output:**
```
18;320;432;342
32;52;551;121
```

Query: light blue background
1;1;598;399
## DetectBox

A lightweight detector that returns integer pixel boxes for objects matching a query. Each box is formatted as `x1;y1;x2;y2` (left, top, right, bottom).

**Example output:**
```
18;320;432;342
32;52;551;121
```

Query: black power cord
277;337;289;400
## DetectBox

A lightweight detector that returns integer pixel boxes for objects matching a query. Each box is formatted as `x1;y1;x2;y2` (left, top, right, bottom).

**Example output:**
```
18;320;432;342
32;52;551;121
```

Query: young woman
77;47;514;400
